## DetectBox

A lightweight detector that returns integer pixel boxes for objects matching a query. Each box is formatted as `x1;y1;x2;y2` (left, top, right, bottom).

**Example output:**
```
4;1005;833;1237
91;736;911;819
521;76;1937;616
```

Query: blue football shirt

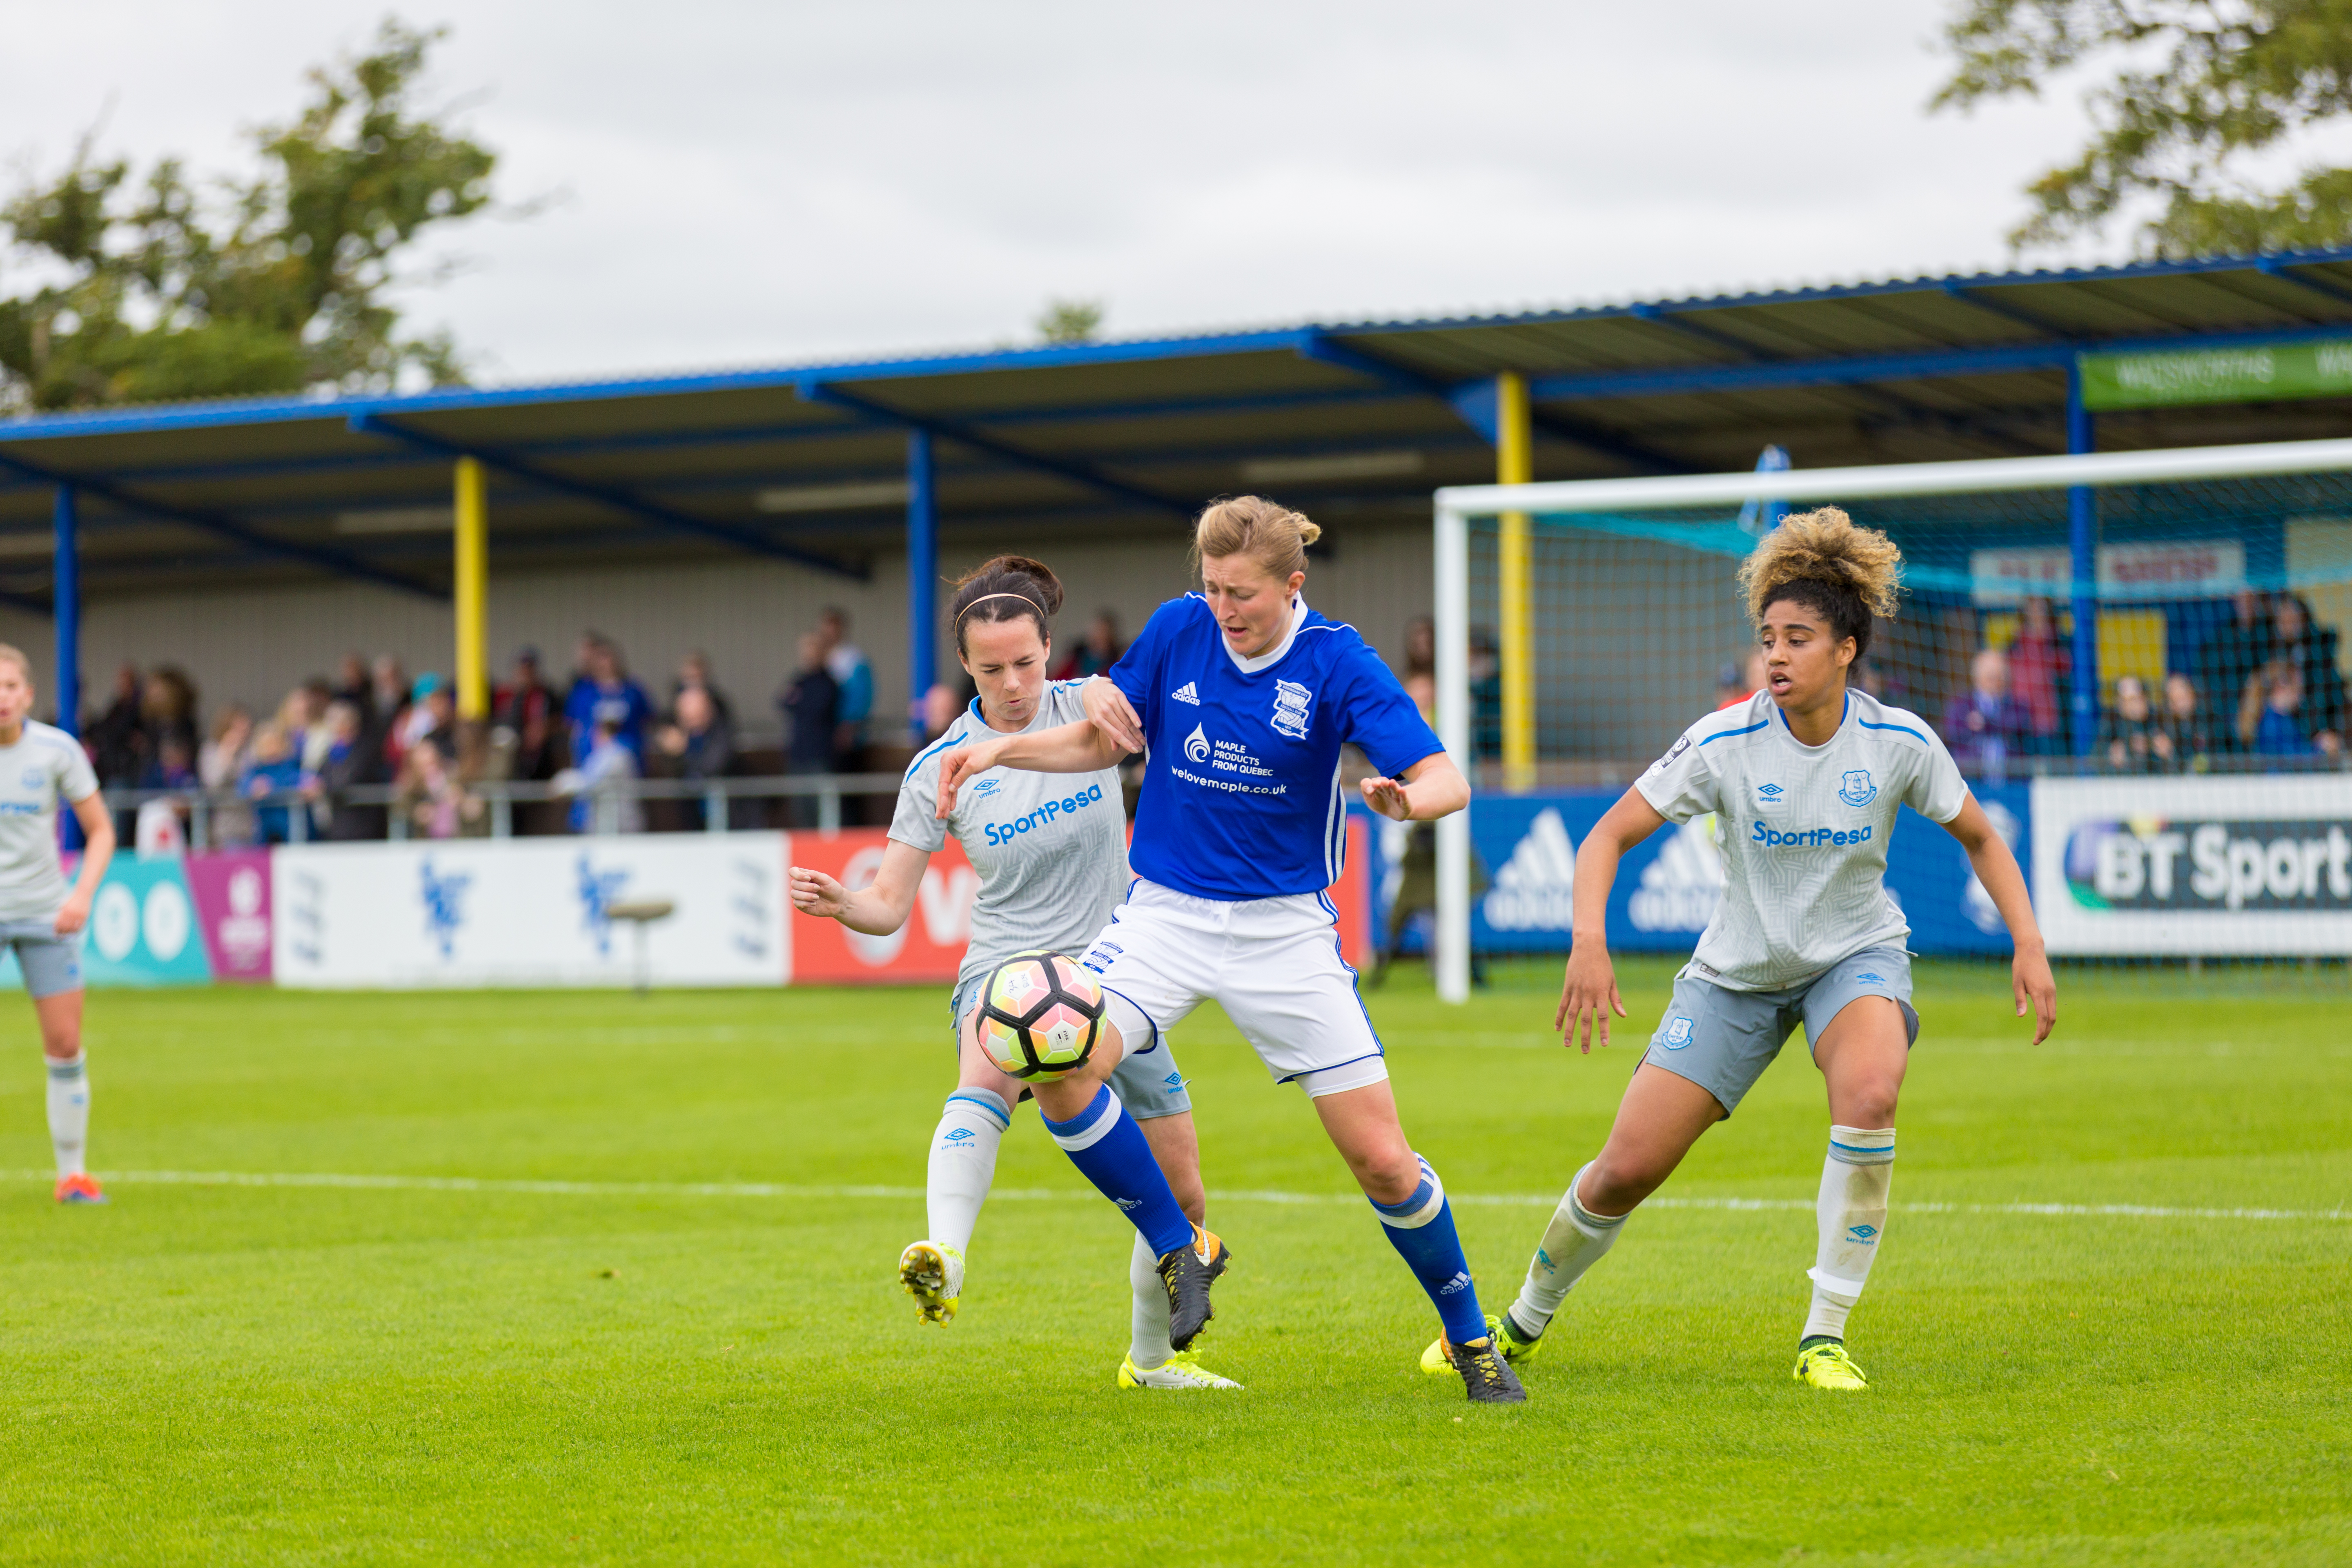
1108;594;1443;900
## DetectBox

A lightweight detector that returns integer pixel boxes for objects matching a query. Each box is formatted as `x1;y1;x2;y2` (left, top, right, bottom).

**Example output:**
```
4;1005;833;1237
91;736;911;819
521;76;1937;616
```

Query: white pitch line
11;1170;2346;1223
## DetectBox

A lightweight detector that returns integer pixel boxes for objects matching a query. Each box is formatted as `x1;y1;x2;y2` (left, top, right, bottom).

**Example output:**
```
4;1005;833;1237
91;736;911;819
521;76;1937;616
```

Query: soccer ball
974;951;1104;1079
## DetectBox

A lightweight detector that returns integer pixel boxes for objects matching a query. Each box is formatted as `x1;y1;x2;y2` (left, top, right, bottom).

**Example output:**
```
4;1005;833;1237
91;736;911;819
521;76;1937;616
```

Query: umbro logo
941;1128;976;1144
1170;682;1200;705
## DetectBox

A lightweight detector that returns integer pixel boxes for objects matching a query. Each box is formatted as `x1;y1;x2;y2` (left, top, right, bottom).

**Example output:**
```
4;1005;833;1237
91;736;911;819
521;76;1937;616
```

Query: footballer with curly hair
1451;506;2056;1391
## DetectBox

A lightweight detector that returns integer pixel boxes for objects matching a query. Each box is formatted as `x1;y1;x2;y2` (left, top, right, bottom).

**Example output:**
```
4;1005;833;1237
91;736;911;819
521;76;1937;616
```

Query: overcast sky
5;2;2127;385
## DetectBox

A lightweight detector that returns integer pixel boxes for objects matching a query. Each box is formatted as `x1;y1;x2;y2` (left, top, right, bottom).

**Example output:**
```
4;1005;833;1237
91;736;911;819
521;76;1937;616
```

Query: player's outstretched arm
1940;795;2056;1045
935;722;1125;816
789;838;927;936
1555;788;1666;1054
1359;752;1469;822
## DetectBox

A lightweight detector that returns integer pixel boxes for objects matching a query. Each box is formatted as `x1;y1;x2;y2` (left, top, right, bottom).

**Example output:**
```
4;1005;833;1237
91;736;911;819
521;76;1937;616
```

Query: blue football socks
1372;1154;1490;1344
1040;1084;1194;1259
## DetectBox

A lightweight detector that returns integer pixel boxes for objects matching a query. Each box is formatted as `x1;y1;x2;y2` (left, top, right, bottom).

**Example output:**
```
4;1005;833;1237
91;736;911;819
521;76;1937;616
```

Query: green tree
0;18;503;412
1035;298;1104;345
1934;0;2352;256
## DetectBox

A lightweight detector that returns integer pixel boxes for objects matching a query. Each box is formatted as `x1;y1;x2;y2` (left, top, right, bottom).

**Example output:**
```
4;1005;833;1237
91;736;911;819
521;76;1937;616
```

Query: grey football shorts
0;921;84;1000
1641;944;1919;1117
950;973;1193;1121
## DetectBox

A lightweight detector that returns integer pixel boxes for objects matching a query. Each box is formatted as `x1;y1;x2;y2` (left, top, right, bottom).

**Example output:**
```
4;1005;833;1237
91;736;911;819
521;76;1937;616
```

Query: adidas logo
1170;682;1200;705
1483;808;1577;931
1628;816;1724;933
1437;1270;1472;1296
1114;1196;1142;1211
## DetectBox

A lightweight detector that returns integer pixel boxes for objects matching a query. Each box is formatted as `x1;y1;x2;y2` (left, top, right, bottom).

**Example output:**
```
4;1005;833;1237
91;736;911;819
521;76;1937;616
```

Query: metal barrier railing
98;773;907;847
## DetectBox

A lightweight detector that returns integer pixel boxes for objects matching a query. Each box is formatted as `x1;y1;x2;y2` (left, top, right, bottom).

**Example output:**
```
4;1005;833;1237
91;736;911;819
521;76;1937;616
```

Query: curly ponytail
1737;506;1903;659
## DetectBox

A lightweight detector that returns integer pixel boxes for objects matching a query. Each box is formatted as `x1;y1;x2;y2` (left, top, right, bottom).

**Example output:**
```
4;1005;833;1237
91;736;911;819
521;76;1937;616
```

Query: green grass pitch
0;963;2344;1566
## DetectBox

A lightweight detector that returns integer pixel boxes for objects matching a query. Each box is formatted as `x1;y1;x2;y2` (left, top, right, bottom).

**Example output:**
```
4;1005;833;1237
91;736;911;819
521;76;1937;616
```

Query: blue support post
2065;364;2100;757
906;430;937;742
53;486;82;850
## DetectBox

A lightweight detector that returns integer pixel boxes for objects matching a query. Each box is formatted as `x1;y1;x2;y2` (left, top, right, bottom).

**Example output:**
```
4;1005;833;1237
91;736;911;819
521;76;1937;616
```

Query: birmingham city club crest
1838;769;1878;807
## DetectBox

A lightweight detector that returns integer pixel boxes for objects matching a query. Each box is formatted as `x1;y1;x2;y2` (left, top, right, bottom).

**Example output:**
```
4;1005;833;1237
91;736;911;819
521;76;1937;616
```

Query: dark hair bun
949;555;1065;654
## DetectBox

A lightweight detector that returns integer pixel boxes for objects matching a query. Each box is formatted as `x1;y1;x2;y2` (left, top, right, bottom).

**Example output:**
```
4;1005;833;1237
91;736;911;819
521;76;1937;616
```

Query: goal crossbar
1434;435;2352;521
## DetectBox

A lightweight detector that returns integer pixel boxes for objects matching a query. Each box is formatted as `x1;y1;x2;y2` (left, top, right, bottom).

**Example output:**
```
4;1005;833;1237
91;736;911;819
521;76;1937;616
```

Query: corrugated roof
4;247;2352;602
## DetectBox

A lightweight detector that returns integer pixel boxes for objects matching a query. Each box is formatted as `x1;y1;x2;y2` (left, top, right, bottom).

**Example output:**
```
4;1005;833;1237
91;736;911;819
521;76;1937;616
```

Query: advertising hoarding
272;834;788;988
2032;775;2352;956
1370;785;2031;958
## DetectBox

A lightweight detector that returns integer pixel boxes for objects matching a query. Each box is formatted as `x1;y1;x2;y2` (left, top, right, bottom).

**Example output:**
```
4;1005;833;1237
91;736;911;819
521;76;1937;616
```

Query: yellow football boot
898;1240;964;1324
1793;1340;1869;1390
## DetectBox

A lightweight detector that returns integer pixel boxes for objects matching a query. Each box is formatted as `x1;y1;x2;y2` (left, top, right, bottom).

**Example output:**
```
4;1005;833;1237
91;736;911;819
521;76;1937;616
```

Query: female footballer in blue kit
790;557;1238;1390
937;497;1526;1404
1456;508;2056;1392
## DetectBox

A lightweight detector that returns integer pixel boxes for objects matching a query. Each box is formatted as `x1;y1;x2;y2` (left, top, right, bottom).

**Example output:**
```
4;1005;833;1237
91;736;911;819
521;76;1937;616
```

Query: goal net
1423;439;2352;1001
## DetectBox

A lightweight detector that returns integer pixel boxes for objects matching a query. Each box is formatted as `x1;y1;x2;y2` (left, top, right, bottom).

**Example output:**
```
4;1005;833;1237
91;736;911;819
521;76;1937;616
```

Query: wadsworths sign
2033;776;2352;956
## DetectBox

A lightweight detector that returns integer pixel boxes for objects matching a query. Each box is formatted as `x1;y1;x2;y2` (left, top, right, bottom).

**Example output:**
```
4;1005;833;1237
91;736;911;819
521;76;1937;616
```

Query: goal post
1430;436;2352;1004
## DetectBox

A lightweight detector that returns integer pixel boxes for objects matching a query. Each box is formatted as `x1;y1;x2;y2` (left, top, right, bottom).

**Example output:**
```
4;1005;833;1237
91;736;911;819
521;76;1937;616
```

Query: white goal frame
1428;434;2352;1003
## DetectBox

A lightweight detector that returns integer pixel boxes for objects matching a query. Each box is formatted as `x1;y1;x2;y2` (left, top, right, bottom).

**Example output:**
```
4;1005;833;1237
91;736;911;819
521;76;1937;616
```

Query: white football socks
1128;1231;1175;1371
925;1089;1010;1256
46;1051;89;1178
1508;1160;1627;1338
1804;1125;1895;1343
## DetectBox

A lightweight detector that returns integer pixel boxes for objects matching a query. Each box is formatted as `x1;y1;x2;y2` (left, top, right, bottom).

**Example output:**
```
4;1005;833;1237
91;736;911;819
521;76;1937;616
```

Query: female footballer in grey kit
789;556;1237;1390
1446;508;2056;1392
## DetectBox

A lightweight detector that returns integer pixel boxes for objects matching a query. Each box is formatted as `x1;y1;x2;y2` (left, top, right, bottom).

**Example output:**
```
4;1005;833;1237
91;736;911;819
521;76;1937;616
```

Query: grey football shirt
890;681;1131;993
1635;690;1968;990
0;721;100;924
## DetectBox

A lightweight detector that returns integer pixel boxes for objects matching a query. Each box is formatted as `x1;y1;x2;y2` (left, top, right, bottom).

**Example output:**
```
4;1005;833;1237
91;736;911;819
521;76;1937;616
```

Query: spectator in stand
365;654;410;773
670;650;736;739
86;664;147;790
559;717;644;834
1049;609;1125;682
1399;615;1437;716
1942;648;2035;781
241;721;303;842
200;705;256;846
564;635;653;773
2196;589;2273;746
1715;648;1766;710
492;646;565;776
919;681;962;742
2097;675;2162;773
2006;596;2070;754
400;675;457;764
817;607;872;769
655;685;735;830
2158;672;2216;772
397;726;491;840
2268;592;2346;751
296;677;335;772
307;700;374;840
145;735;198;791
332;652;374;728
141;666;199;766
778;631;840;829
2238;660;2342;761
1468;626;1501;760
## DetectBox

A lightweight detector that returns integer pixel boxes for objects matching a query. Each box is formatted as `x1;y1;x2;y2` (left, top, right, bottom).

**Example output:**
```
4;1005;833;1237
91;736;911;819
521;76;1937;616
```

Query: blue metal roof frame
7;247;2352;605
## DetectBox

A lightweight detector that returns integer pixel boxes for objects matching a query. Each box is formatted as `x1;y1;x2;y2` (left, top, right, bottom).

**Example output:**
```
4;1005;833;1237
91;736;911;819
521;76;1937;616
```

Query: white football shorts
1079;878;1388;1098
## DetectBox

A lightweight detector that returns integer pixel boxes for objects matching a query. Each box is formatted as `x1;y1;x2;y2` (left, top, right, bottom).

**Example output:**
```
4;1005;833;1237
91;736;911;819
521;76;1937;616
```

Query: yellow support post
1496;371;1535;791
453;456;489;721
